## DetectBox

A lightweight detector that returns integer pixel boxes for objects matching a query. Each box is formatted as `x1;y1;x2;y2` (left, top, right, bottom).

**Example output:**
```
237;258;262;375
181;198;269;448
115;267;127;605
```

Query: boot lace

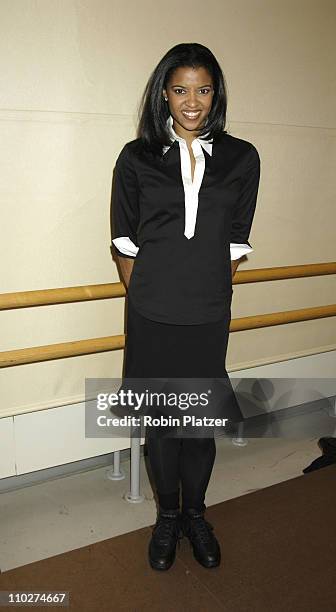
153;517;181;545
189;517;215;544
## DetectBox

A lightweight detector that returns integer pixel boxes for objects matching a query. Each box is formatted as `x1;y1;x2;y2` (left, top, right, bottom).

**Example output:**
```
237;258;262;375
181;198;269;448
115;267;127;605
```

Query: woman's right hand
117;256;135;289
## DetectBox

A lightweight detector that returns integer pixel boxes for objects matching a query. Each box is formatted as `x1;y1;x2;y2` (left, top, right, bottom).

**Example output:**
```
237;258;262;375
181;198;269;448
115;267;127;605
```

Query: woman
110;43;260;571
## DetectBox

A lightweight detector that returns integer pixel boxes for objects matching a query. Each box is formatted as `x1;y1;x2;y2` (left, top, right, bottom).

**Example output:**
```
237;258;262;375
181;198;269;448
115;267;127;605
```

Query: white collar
162;115;213;157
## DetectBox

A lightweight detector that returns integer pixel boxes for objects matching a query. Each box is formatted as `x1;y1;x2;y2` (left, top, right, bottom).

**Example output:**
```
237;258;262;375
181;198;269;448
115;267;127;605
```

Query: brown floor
0;464;335;612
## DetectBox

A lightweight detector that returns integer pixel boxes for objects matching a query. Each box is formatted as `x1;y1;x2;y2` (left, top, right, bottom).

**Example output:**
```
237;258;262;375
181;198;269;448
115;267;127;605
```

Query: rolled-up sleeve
110;145;140;258
230;144;260;260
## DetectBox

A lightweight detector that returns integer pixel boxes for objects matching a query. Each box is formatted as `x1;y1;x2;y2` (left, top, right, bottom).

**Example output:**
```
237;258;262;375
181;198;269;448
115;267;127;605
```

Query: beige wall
0;0;335;417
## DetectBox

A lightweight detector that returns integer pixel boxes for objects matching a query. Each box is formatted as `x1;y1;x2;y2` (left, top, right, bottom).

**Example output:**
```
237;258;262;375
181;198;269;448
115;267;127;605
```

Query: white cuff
230;243;253;260
112;237;139;257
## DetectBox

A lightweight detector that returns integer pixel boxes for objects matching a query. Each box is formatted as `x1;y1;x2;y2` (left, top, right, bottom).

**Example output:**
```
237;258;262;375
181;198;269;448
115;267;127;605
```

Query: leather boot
148;507;182;571
181;507;221;568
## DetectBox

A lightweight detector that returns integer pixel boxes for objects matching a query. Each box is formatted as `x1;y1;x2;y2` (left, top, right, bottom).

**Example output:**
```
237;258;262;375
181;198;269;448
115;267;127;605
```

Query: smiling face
163;65;214;143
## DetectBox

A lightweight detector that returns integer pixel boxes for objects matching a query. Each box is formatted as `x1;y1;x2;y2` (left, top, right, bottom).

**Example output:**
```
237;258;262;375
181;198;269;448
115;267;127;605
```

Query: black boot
181;507;221;568
148;507;182;571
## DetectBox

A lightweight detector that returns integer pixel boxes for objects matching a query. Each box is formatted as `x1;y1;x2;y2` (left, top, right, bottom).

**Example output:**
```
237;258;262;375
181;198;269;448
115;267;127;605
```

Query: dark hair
137;43;228;154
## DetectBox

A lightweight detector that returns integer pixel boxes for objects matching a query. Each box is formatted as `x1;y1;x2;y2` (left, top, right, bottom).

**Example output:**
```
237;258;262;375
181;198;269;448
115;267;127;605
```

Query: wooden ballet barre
0;335;126;368
235;262;336;284
0;262;335;311
0;304;335;368
0;282;126;311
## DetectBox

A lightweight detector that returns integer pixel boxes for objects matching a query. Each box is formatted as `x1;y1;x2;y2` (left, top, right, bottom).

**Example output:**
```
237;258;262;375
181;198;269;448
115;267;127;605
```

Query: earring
164;97;168;101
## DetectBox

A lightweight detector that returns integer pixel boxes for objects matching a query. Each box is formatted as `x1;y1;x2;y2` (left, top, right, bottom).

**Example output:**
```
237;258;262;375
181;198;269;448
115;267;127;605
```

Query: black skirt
122;296;243;430
125;295;232;378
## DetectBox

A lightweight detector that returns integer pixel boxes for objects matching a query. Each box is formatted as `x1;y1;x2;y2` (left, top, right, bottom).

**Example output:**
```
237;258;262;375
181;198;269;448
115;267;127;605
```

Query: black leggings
146;435;216;511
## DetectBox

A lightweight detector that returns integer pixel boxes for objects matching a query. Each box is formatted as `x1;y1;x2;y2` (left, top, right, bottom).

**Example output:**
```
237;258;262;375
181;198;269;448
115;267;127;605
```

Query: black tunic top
111;131;260;325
